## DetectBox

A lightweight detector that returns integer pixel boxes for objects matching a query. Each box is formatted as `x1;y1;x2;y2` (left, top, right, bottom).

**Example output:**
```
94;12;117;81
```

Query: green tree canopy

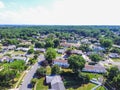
36;67;46;77
100;38;113;48
68;55;86;73
45;39;54;48
35;42;44;48
89;54;102;62
53;39;60;48
27;48;34;54
45;48;56;64
51;65;60;75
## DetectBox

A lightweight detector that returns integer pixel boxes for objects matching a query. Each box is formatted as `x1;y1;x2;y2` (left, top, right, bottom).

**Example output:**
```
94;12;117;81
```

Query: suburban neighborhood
0;25;120;90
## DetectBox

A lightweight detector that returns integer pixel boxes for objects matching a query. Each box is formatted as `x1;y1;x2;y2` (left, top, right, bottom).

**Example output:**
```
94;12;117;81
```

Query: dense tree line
0;25;120;45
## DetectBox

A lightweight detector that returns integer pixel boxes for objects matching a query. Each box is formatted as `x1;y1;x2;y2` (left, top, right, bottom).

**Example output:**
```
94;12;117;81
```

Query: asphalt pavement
19;55;45;90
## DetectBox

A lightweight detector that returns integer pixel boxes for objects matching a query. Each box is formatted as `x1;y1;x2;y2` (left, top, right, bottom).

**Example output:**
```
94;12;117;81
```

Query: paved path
19;55;45;90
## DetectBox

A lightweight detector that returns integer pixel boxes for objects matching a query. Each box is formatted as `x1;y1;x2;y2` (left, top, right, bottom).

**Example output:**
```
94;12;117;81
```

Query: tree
78;72;90;84
41;60;48;67
79;44;91;52
106;66;120;89
28;58;36;65
66;48;73;55
34;54;38;60
68;55;86;73
45;48;56;64
53;39;60;48
45;39;54;48
112;74;120;89
100;38;113;48
27;48;34;54
31;78;37;87
107;66;119;81
89;54;102;62
51;65;60;75
36;67;46;77
35;42;44;48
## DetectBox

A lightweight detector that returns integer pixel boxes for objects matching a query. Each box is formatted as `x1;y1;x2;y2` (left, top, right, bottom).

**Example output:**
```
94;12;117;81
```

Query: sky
0;0;120;25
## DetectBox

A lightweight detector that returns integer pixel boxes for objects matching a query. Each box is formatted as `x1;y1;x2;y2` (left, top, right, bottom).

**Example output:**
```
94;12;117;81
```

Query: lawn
46;66;51;75
56;53;62;57
96;86;106;90
67;83;96;90
36;78;48;90
112;58;120;62
13;51;26;55
81;72;102;79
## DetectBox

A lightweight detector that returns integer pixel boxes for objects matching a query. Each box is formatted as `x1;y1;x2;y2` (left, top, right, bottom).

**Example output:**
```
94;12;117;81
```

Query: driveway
19;55;45;90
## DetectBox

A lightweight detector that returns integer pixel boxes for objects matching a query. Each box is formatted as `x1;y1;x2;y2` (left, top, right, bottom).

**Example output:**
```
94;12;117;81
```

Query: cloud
0;1;4;8
0;0;120;25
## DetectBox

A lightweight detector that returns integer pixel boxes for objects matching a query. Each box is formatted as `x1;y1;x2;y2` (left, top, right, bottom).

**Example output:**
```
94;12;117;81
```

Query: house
46;75;65;90
82;64;106;73
109;53;120;58
60;43;80;48
92;46;105;52
67;40;79;44
0;56;13;62
53;59;69;68
57;49;66;54
12;56;28;62
2;45;16;51
34;48;46;53
71;50;83;55
81;38;91;44
16;47;29;52
8;45;16;50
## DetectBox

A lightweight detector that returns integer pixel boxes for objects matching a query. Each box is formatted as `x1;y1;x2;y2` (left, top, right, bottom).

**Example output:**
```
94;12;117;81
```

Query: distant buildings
34;48;46;53
57;49;66;54
60;43;80;48
71;50;83;55
16;47;29;52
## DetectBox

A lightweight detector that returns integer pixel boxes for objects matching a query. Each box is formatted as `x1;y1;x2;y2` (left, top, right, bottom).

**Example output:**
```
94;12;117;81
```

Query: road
19;54;45;90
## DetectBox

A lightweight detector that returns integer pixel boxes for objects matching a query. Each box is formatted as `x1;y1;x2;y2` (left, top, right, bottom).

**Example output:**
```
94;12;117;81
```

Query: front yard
36;78;48;90
112;58;120;62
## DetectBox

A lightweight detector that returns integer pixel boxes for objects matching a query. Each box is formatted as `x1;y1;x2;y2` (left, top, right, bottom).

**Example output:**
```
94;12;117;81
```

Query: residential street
19;54;45;90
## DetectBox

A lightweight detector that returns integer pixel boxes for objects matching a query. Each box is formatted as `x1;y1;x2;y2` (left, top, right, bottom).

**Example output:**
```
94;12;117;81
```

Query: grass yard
96;86;106;90
46;66;51;75
13;51;26;55
61;68;72;72
56;53;62;57
36;78;48;90
112;58;120;62
81;72;102;79
0;54;3;58
67;83;96;90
